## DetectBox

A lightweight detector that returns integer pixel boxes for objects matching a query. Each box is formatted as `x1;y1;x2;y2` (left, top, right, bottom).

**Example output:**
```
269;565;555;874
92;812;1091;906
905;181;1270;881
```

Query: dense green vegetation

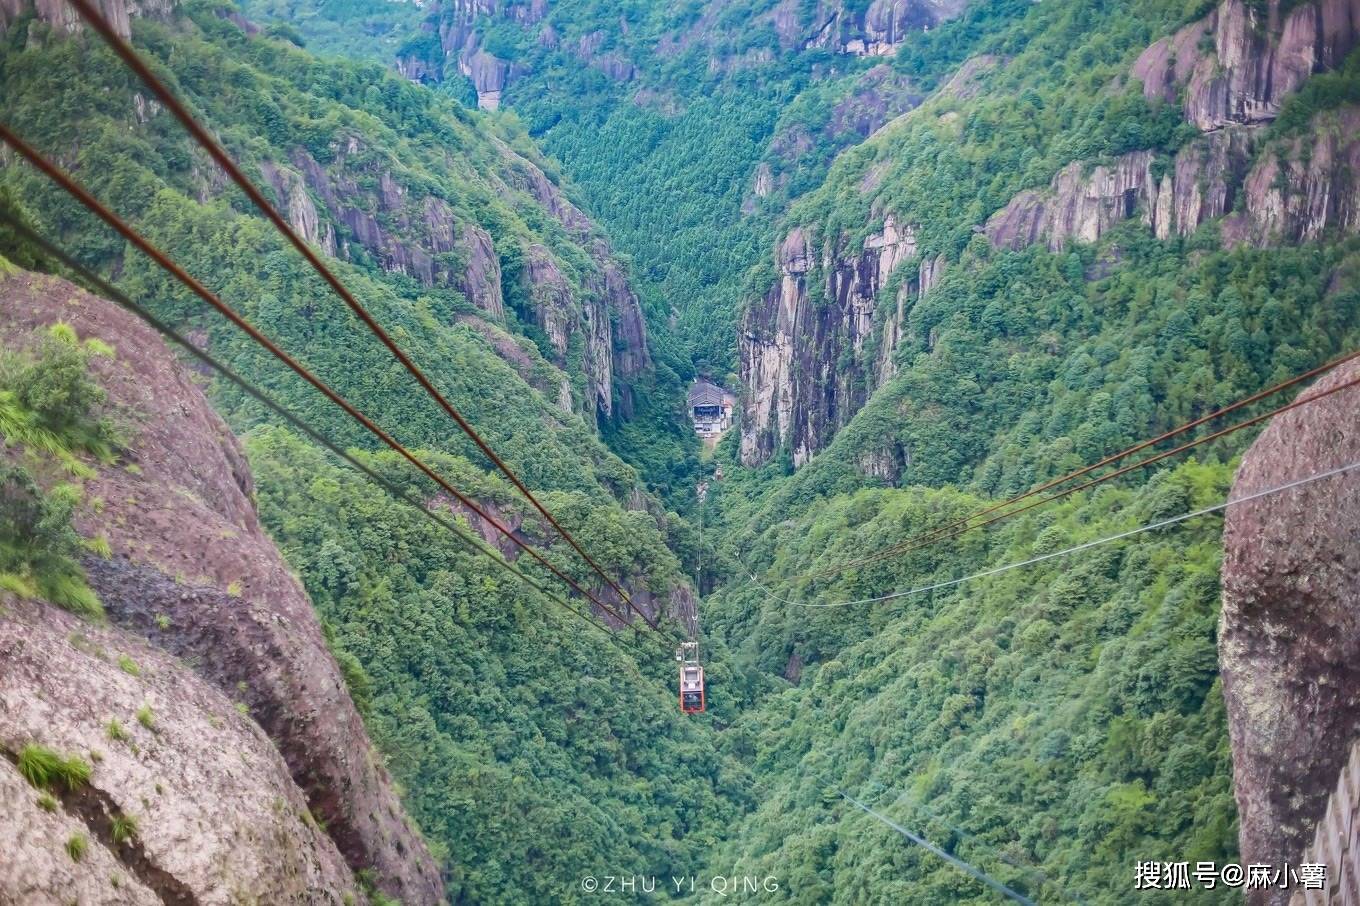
0;0;699;496
724;232;1360;537
246;426;748;902
701;461;1239;902
0;6;732;894
4;0;1359;900
0;317;117;615
238;0;425;61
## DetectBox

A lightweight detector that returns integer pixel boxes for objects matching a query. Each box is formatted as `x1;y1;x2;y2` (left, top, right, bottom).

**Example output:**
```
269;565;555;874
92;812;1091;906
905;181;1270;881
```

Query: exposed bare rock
980;0;1360;254
0;595;362;906
805;0;967;56
0;272;444;905
280;142;466;290
1132;0;1360;132
1223;105;1360;245
456;312;567;400
597;260;651;419
259;161;338;257
502;154;596;239
524;243;575;359
0;0;173;39
1286;740;1360;906
1148;127;1259;239
1220;359;1360;904
740;218;924;467
398;0;543;100
515;242;647;422
986;128;1268;249
753;162;774;198
917;252;946;297
266;134;651;415
632;86;683;117
458;223;505;319
985;152;1157;251
987;98;1360;252
573;29;635;80
461;48;513;109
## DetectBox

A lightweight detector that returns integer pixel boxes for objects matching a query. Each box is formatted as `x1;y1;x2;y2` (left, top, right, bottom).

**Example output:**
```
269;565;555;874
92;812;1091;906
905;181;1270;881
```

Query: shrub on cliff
0;464;101;617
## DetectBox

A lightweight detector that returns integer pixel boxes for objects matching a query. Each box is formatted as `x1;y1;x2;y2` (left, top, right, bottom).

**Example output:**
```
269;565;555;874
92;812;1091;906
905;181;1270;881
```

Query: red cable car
677;641;705;714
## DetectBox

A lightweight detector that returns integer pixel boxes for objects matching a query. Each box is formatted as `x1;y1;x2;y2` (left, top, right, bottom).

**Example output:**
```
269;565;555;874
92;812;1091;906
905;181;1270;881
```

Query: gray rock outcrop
740;218;940;467
1132;0;1360;131
1220;360;1360;905
0;595;362;905
0;272;445;904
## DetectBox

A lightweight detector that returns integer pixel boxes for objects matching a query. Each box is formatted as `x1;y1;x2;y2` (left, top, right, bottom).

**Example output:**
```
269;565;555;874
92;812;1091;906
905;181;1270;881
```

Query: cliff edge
1220;359;1360;904
0;267;444;904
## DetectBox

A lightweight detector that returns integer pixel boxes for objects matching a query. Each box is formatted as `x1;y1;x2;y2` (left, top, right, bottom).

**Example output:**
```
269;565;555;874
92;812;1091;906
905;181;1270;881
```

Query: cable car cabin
677;642;706;714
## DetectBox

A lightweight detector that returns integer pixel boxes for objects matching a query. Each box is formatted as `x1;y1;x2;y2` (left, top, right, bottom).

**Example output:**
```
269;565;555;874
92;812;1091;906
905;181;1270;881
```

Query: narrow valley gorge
2;0;1360;901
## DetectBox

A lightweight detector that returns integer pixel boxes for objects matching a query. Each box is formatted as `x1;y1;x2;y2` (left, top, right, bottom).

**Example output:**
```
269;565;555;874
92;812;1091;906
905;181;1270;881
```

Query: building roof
687;379;728;408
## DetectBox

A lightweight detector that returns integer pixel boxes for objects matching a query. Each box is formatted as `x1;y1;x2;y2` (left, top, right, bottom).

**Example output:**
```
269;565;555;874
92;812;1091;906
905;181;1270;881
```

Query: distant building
688;379;734;439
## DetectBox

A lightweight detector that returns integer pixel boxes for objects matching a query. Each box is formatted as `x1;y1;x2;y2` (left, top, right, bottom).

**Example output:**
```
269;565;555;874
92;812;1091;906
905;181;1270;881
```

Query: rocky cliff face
987;0;1360;252
1222;105;1360;245
740;218;943;467
0;0;173;40
742;0;1360;472
1133;0;1360;131
1;595;363;905
1219;359;1360;905
258;125;650;425
986;131;1261;250
0;271;445;904
496;152;651;422
803;0;968;56
397;0;546;106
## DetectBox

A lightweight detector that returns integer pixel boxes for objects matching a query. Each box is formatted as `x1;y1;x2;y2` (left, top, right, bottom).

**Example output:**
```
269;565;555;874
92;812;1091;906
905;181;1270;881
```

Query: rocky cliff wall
1287;738;1360;906
0;0;172;40
740;218;945;467
802;0;968;57
741;0;1359;473
0;594;363;905
1133;0;1360;131
397;0;546;106
988;0;1360;252
0;271;445;904
257;126;649;425
1220;359;1360;905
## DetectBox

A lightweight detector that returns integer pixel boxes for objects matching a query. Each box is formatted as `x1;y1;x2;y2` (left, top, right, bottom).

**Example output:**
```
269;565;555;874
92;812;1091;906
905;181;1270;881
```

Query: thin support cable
62;0;659;631
0;213;645;657
789;454;1360;608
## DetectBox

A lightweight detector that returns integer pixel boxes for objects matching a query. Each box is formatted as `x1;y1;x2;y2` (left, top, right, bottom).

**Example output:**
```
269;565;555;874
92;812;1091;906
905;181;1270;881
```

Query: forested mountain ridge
4;0;1360;901
0;0;745;900
306;0;1004;376
1;0;702;494
739;0;1360;474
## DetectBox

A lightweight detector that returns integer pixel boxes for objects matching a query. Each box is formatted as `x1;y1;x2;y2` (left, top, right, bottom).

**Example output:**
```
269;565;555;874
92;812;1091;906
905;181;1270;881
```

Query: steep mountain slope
0;0;698;495
5;0;1360;901
1;265;437;902
1220;359;1360;888
689;0;1360;900
738;0;1360;475
0;1;744;899
238;0;1019;375
1;595;363;904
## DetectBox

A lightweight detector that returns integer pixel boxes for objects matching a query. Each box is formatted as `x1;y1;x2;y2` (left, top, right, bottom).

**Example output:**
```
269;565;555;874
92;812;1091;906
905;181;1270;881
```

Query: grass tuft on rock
65;833;87;862
109;813;138;845
16;743;91;792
